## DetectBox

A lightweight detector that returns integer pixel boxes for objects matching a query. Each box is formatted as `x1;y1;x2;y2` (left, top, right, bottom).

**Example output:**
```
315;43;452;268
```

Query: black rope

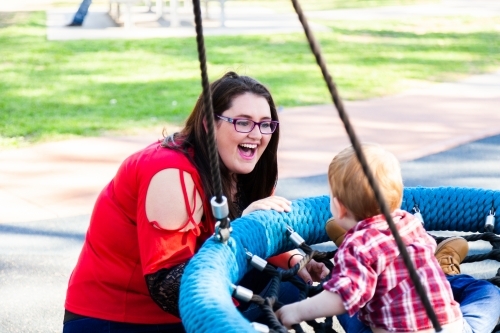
462;232;500;249
191;0;225;209
289;0;444;331
263;278;289;333
245;234;500;332
462;249;500;264
305;317;338;333
487;276;500;288
299;243;337;267
245;245;338;332
433;233;500;249
487;268;500;295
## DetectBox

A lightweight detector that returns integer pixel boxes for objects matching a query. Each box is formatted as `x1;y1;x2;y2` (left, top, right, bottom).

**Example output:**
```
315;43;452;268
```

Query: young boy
276;143;463;333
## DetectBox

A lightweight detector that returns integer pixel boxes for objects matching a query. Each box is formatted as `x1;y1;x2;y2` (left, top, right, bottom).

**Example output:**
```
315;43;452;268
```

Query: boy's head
328;143;403;222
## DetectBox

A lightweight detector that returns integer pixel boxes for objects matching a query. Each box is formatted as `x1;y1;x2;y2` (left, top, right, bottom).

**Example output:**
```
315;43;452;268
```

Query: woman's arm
145;262;186;317
268;250;329;284
267;250;302;269
143;169;203;315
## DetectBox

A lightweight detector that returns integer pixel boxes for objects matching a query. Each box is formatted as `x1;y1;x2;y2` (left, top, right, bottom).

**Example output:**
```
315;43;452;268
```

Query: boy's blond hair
328;143;403;221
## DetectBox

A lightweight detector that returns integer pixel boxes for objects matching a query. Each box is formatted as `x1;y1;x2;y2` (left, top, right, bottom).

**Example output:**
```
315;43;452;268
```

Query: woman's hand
242;196;291;216
297;259;330;284
275;303;302;329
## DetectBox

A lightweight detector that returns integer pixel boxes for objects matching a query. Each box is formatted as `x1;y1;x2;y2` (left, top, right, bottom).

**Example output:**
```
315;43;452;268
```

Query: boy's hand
275;303;302;329
298;259;330;284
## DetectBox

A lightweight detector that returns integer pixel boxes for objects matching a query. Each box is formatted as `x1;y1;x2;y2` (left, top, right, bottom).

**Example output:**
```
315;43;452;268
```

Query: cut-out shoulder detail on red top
65;141;215;324
149;169;201;235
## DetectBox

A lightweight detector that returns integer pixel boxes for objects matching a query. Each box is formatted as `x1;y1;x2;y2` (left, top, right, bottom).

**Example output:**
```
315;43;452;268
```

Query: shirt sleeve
136;167;203;275
322;229;396;316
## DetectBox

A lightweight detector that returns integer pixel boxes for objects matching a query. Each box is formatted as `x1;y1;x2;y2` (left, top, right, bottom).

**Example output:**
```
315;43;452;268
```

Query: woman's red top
65;141;215;324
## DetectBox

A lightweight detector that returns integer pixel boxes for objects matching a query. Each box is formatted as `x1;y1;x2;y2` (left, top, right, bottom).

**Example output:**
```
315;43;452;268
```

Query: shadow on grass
0;11;45;28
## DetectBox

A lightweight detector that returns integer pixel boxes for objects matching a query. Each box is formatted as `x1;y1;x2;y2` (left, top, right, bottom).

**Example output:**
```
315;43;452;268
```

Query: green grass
1;11;500;148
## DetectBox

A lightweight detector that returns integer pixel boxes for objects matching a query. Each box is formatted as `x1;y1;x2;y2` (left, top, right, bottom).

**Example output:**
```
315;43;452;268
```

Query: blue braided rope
180;187;500;332
180;196;331;333
401;187;500;234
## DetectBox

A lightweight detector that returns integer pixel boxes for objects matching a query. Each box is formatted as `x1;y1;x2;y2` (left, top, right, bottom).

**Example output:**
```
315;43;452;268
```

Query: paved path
45;2;329;41
2;70;500;223
40;0;500;41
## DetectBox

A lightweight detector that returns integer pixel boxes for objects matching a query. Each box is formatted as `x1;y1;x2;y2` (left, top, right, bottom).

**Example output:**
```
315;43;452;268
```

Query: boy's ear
333;197;348;219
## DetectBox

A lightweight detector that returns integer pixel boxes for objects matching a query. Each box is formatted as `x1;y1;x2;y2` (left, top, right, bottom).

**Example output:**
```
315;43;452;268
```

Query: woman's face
215;92;273;175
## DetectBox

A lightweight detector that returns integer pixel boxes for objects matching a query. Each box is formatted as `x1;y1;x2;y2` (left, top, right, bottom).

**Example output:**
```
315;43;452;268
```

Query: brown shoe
325;217;347;248
435;236;469;275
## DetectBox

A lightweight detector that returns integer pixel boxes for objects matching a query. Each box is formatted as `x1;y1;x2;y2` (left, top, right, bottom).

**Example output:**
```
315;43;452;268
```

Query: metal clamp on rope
245;250;267;271
286;225;305;247
485;208;496;232
250;322;270;333
413;205;424;225
231;284;253;303
211;196;232;243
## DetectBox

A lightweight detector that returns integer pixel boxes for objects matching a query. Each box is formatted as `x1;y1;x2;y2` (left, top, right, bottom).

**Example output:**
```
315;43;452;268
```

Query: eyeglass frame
215;115;279;134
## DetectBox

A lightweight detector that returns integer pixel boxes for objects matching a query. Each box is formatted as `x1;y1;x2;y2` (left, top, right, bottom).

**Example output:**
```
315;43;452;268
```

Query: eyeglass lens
234;119;277;134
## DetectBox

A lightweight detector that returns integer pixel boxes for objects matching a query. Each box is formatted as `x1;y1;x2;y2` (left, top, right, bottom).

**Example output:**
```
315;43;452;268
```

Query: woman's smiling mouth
238;143;257;159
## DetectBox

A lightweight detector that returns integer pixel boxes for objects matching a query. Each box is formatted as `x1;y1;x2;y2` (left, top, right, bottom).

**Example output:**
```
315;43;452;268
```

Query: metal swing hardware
286;225;305;247
231;283;253;303
211;195;229;219
485;208;496;232
413;205;425;225
245;250;268;271
211;196;232;243
250;322;270;333
214;220;232;244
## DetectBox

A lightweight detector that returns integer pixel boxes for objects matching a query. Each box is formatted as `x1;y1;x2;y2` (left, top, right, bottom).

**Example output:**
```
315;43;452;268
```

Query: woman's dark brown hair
163;72;280;219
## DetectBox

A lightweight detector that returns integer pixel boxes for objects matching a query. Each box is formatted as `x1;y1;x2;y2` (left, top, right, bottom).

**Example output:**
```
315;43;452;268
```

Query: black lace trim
145;262;186;317
234;182;248;218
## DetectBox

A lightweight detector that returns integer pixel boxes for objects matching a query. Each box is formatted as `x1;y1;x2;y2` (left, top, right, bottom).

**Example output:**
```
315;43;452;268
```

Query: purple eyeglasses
216;115;279;134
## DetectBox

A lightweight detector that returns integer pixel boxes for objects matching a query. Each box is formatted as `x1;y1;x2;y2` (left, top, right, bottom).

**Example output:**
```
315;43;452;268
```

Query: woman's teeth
238;144;257;157
239;144;257;149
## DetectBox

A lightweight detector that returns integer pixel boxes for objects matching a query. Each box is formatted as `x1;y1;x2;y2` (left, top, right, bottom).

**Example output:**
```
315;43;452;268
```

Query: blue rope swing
401;187;500;233
180;196;331;333
179;187;500;333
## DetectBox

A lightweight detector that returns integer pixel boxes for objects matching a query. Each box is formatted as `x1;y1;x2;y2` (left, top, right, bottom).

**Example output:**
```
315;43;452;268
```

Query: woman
63;72;328;332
